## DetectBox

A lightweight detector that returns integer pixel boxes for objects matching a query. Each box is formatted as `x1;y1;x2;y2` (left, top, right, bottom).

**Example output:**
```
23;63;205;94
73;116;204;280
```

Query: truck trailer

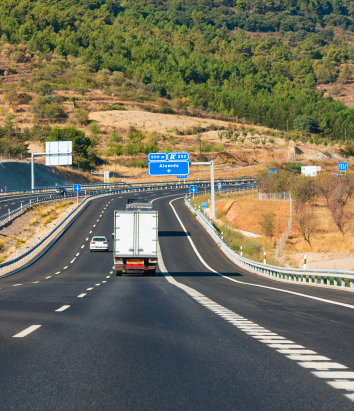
113;210;158;276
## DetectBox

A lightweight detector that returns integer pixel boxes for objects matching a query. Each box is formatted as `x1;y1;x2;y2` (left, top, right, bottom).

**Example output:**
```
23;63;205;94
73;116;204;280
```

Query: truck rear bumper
114;264;157;271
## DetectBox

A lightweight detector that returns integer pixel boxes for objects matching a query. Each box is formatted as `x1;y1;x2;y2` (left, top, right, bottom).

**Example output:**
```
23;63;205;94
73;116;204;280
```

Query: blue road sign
268;169;277;173
190;185;197;194
73;184;81;192
338;162;348;171
148;152;190;176
202;202;207;209
177;175;188;179
217;182;222;190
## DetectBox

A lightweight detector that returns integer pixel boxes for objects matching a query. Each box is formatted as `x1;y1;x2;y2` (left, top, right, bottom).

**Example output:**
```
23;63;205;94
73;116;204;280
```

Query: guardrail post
342;277;345;287
240;246;242;257
263;252;266;265
304;254;306;270
351;279;354;289
327;276;330;286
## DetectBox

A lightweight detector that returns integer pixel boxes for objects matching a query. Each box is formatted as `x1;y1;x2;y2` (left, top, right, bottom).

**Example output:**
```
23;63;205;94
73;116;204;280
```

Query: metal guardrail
0;177;255;197
0;192;85;226
0;180;253;276
185;196;354;289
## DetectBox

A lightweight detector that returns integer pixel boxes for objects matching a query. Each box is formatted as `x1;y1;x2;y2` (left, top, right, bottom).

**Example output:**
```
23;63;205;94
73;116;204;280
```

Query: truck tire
115;270;122;276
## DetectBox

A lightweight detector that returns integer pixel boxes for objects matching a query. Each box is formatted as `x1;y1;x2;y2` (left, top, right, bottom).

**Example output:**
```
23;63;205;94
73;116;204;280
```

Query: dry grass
38;206;55;218
193;190;354;255
42;214;56;226
29;217;37;225
288;198;354;253
15;238;26;247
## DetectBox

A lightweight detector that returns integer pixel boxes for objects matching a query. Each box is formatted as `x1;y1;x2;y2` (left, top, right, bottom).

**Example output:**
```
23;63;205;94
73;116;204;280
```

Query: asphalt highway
0;186;353;410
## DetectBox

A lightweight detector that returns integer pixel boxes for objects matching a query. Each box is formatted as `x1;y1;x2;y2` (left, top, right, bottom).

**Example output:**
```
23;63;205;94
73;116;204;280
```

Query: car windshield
92;237;106;242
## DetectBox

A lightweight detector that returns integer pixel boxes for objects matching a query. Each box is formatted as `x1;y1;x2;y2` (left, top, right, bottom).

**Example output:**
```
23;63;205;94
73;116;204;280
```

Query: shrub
10;51;25;62
23;226;30;231
157;103;174;114
30;97;65;121
0;240;4;250
70;108;89;125
33;81;53;96
17;93;32;104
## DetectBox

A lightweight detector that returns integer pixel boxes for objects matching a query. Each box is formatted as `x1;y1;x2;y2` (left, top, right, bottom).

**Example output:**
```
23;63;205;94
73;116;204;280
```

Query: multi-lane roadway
0;186;353;410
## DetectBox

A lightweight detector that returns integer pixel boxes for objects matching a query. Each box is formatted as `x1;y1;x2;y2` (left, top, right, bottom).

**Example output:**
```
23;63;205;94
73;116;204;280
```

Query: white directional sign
301;166;321;177
45;141;72;166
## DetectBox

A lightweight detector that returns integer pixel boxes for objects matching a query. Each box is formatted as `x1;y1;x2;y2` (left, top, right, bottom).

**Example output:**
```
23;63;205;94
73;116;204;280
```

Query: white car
90;236;109;252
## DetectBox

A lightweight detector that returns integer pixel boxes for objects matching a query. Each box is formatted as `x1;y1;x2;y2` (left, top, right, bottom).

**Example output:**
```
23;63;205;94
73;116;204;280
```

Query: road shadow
158;231;190;237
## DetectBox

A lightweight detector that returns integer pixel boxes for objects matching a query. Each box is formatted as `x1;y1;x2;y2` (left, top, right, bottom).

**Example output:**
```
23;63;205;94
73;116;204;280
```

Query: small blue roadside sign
217;182;222;190
190;185;197;194
73;184;81;192
177;175;188;179
268;169;277;173
202;202;207;209
148;152;190;176
338;162;348;171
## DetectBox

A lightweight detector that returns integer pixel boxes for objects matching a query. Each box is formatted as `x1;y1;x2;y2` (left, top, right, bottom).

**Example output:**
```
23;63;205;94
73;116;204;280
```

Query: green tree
293;116;320;133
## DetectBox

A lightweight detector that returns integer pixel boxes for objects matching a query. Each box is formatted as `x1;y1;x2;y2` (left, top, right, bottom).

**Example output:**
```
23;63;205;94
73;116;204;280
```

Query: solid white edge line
169;197;354;311
13;325;41;338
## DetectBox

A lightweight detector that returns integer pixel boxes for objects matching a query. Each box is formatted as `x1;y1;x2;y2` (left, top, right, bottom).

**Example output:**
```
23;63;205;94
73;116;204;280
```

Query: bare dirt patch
0;200;76;263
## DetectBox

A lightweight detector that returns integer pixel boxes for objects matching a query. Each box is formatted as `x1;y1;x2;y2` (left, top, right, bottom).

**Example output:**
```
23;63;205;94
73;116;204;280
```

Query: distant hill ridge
1;0;354;144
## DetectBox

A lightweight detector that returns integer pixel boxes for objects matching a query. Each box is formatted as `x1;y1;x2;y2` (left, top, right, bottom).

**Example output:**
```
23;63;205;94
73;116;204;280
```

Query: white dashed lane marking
32;281;39;283
109;271;113;274
70;258;76;263
93;225;96;227
102;281;106;283
45;276;51;279
77;293;86;298
13;325;41;338
63;266;68;270
55;271;60;275
89;231;92;234
85;237;89;241
81;245;84;249
76;253;80;257
86;287;94;291
55;305;70;312
13;284;22;287
106;276;110;278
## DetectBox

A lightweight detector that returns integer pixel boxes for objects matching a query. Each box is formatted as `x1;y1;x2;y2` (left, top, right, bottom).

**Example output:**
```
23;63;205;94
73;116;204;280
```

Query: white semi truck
113;208;158;276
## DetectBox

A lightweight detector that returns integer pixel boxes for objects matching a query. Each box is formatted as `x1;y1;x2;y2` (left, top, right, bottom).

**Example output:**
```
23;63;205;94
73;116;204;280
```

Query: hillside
1;0;354;175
